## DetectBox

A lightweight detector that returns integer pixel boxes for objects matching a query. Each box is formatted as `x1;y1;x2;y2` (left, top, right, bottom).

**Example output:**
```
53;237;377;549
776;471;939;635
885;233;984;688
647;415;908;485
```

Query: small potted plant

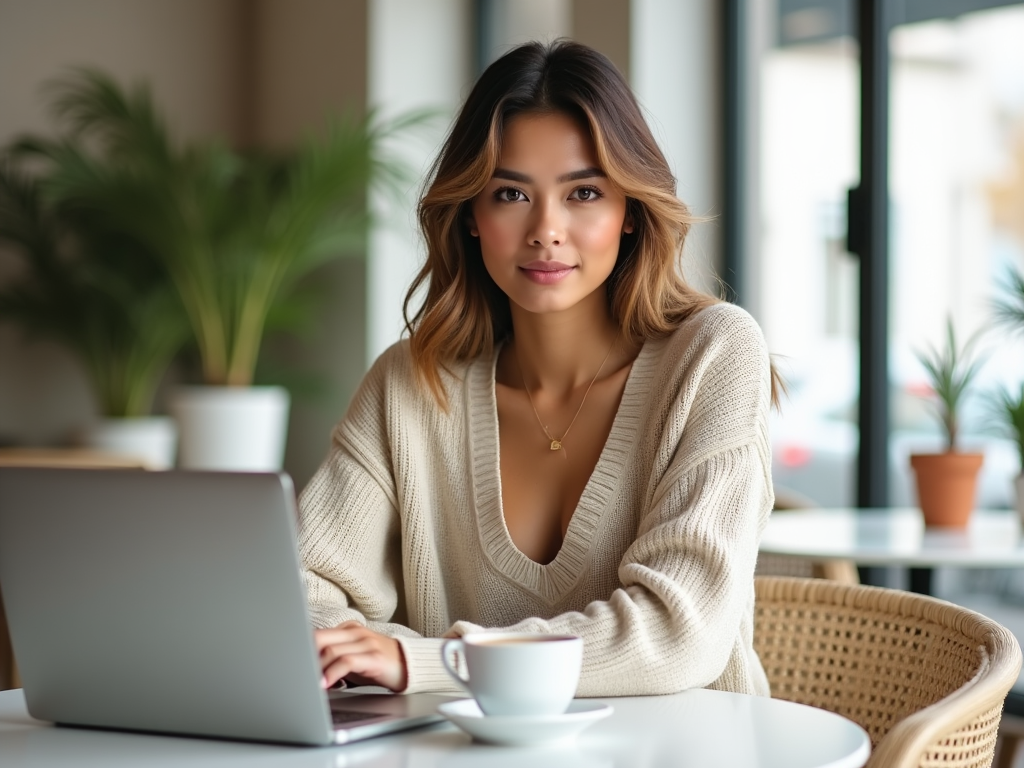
909;318;985;528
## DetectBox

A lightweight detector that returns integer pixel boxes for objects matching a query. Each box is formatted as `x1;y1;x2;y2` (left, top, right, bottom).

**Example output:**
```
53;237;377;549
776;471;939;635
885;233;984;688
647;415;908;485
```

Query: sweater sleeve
298;346;471;694
297;349;426;645
446;307;774;696
301;443;461;691
298;442;417;637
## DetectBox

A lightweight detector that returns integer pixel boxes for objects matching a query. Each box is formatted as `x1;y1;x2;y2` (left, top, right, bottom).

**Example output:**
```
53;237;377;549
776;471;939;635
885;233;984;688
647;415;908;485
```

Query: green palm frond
993;267;1024;334
45;67;174;167
0;162;88;345
987;384;1024;472
4;70;428;391
0;114;189;417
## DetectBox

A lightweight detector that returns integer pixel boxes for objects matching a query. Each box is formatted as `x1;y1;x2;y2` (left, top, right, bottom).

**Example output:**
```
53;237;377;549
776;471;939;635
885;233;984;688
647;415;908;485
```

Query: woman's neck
500;292;627;397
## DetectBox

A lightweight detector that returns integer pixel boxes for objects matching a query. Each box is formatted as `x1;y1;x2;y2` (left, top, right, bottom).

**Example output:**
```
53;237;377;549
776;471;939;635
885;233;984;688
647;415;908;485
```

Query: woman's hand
314;621;408;692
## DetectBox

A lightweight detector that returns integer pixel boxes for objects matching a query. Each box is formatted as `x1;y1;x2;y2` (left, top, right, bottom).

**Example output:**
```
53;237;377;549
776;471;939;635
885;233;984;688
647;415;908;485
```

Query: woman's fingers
313;623;407;692
319;636;376;667
314;624;373;688
313;620;366;651
321;656;354;689
321;646;389;688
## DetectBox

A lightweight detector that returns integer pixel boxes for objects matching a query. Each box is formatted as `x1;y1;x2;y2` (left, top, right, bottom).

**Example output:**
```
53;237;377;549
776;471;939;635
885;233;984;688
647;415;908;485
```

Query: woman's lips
519;261;575;285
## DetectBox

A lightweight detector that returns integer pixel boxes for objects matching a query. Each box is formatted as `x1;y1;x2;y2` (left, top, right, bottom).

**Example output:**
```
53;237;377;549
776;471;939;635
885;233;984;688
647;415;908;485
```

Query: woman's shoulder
348;339;413;402
639;303;771;452
369;338;416;378
660;301;768;363
633;301;772;418
361;338;481;408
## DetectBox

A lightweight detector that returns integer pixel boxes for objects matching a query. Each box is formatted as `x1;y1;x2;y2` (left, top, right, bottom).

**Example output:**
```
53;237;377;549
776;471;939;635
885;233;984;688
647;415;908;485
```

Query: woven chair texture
755;551;860;583
754;577;1022;768
755;551;817;578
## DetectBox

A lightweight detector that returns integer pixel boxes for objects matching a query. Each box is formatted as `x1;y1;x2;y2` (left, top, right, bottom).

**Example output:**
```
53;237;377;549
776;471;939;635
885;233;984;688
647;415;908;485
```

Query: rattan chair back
754;576;1022;768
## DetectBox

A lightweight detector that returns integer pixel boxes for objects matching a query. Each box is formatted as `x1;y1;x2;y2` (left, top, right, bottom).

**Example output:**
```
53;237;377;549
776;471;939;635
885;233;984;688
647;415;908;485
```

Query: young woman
299;40;775;697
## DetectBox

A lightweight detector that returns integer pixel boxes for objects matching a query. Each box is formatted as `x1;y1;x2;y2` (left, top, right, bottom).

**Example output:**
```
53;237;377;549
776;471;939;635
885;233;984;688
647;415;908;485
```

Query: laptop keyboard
330;708;388;726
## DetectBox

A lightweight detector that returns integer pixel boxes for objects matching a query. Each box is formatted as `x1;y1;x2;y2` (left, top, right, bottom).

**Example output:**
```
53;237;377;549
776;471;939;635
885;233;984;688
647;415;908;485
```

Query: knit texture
298;302;774;696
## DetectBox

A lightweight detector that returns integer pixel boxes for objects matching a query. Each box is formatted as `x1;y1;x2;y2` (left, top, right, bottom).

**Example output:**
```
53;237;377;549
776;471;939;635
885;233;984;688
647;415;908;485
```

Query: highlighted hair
405;40;777;407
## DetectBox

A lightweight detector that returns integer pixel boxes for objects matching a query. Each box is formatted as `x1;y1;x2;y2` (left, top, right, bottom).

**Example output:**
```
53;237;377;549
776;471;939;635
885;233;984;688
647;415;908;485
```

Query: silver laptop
0;467;451;745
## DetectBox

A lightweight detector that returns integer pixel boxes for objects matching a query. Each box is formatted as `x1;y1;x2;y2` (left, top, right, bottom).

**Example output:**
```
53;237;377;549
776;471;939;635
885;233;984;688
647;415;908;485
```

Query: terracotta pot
910;452;984;528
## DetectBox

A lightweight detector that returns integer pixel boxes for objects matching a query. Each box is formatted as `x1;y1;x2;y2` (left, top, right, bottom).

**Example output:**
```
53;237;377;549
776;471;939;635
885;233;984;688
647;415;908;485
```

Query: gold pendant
550;439;562;451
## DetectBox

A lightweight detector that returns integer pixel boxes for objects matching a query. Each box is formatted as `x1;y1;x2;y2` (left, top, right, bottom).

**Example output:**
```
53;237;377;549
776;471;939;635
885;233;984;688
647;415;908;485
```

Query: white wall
631;0;722;292
365;0;474;363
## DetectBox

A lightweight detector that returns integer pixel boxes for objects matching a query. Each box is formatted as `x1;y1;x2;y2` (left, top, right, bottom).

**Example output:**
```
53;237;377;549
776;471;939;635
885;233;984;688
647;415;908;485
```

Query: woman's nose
527;199;566;247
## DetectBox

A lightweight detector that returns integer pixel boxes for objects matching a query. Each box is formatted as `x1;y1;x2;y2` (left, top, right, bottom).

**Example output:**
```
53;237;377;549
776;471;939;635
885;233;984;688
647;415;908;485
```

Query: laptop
0;467;451;745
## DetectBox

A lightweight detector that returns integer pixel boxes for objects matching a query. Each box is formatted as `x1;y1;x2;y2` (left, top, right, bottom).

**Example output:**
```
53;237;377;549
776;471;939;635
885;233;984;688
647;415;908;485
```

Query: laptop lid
0;468;444;745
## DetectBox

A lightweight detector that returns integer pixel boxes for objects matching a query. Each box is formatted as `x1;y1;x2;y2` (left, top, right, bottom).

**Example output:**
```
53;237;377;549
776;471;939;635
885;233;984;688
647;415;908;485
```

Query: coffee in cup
441;633;583;717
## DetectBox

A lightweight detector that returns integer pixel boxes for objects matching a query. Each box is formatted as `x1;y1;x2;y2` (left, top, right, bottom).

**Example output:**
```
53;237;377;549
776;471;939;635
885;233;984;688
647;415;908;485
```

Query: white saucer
437;699;613;746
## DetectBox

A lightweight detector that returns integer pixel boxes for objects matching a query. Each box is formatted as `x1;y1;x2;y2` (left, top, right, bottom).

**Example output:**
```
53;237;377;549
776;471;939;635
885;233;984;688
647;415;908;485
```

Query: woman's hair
405;39;775;406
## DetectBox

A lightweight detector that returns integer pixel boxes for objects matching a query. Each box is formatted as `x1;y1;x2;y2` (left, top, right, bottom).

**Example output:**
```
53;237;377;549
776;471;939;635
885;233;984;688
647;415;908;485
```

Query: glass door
756;3;861;507
887;4;1024;510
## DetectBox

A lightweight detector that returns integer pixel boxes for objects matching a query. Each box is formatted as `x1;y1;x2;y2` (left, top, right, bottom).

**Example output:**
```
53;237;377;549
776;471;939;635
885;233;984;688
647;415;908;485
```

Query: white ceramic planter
171;385;290;471
80;416;178;470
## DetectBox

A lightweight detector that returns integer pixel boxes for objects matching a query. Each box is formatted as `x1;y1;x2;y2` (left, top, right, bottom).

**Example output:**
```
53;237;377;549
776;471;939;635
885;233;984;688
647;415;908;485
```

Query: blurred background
0;0;720;488
1;0;1023;509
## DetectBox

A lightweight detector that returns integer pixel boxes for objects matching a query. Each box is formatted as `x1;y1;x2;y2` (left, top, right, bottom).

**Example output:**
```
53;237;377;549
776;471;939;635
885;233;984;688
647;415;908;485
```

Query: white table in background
761;507;1024;594
0;687;870;768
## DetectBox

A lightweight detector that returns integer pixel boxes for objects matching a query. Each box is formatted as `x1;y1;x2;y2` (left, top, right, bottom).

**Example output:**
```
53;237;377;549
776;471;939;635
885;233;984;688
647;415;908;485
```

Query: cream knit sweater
298;302;773;696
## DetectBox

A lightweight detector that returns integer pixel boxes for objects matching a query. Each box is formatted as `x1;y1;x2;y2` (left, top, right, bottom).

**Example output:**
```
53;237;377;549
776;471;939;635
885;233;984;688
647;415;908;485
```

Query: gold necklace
516;341;616;457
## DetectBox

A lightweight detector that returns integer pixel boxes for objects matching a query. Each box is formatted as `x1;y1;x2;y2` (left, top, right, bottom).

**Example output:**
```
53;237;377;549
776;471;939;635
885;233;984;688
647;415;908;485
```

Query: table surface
0;687;870;768
760;507;1024;567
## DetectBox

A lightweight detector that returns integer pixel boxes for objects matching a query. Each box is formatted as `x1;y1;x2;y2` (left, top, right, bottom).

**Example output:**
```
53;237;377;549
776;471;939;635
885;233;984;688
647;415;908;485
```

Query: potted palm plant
0;138;187;468
909;318;985;527
39;70;418;470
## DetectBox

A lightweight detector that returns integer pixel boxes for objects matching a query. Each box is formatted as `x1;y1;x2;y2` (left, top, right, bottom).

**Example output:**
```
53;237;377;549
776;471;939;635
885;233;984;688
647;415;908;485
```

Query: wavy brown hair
405;40;777;407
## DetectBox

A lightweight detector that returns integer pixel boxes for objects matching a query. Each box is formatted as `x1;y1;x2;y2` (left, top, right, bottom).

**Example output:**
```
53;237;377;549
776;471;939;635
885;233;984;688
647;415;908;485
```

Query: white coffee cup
441;633;583;717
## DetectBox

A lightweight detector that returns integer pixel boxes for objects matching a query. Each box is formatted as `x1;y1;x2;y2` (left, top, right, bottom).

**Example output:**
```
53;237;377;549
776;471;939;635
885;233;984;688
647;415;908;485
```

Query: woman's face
469;111;631;317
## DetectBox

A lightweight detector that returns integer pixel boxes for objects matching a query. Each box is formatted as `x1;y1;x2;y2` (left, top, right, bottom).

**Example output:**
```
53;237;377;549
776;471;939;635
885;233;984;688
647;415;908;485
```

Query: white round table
760;507;1024;594
760;508;1024;568
0;687;870;768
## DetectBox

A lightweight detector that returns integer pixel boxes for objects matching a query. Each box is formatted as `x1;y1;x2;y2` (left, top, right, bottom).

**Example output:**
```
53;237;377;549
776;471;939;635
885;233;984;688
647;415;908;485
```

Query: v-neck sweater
298;301;774;696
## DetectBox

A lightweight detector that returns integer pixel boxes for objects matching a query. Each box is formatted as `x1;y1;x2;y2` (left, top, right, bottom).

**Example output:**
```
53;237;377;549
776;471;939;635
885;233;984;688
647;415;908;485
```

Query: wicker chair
754;576;1022;768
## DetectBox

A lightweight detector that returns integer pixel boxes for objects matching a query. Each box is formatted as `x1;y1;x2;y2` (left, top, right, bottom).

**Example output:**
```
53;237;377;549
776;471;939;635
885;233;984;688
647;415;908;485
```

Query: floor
1002;731;1024;768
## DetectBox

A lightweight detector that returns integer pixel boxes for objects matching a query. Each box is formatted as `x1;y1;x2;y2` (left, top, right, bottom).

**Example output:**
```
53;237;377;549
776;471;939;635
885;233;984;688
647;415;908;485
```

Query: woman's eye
495;187;526;203
571;186;603;202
